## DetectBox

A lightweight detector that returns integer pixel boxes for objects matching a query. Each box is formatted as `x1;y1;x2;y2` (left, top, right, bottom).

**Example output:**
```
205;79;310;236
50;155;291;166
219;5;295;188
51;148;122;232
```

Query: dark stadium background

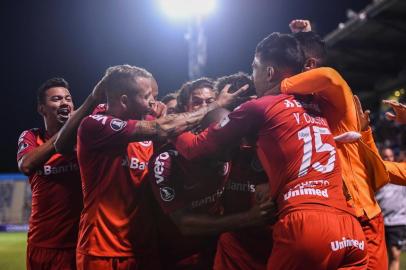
1;0;371;172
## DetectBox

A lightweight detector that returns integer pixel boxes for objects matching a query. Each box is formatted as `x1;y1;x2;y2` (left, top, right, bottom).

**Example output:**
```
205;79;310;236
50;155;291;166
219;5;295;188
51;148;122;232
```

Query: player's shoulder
80;114;128;132
18;128;41;142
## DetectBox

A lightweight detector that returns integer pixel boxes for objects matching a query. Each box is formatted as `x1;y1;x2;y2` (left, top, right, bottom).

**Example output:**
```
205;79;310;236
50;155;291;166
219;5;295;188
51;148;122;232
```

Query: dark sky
2;0;371;171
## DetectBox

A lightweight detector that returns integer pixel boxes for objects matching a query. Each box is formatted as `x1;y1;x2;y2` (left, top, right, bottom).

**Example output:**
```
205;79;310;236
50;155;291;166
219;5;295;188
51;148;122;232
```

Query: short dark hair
161;92;178;105
102;64;153;100
215;72;255;96
176;77;215;112
293;31;327;66
37;77;70;105
255;32;304;74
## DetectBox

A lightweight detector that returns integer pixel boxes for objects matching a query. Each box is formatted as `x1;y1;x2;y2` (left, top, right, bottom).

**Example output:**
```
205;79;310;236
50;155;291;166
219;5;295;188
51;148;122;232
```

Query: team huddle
17;20;406;270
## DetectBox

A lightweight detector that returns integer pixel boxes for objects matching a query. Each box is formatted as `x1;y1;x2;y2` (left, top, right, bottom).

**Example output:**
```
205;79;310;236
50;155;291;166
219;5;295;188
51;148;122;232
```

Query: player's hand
354;95;370;131
151;101;167;118
383;99;406;125
289;19;312;33
254;183;270;204
216;84;250;109
248;198;277;225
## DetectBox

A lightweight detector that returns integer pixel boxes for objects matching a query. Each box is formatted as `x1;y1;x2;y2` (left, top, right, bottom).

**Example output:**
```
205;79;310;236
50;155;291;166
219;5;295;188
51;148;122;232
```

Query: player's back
248;94;352;216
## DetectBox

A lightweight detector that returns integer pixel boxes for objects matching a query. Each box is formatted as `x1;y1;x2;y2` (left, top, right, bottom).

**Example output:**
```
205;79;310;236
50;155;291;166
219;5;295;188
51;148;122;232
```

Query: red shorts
268;209;368;270
358;213;387;270
26;244;76;270
214;227;273;270
76;252;161;270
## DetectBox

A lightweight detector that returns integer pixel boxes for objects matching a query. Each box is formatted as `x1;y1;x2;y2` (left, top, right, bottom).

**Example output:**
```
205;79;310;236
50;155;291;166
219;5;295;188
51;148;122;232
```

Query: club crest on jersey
110;119;127;131
160;186;175;202
17;142;28;153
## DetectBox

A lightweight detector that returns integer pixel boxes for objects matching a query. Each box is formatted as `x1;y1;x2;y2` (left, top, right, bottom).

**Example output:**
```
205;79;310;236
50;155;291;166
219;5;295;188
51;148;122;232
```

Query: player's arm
54;80;105;155
384;161;406;186
169;199;276;236
173;100;264;160
129;84;249;142
17;132;57;175
278;67;352;114
383;100;406;124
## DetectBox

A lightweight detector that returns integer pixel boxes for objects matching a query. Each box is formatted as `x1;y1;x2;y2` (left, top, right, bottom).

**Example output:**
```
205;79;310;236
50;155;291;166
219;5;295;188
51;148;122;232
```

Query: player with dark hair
283;19;392;269
211;74;273;270
161;92;178;114
149;106;274;270
62;64;246;270
173;32;368;269
18;77;105;270
176;77;217;113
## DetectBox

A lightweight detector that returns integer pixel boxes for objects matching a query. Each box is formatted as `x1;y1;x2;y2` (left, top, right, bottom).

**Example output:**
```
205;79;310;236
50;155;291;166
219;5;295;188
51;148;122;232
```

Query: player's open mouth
57;107;71;120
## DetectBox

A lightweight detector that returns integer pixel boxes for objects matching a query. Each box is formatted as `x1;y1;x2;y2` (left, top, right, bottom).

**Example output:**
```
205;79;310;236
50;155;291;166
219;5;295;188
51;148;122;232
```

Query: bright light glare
159;0;216;19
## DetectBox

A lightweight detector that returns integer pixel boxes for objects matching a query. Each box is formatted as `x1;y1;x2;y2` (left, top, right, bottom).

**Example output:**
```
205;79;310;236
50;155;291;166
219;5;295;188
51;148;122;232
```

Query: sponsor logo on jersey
110;118;127;131
37;162;79;176
191;187;225;209
154;151;178;184
283;180;330;200
225;181;256;193
160;186;175;202
331;237;365;251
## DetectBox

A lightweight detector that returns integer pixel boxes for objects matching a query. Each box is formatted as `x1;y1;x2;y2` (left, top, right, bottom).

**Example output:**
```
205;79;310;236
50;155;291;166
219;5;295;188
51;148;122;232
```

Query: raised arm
129;84;249;142
54;80;105;155
280;67;352;112
173;99;264;160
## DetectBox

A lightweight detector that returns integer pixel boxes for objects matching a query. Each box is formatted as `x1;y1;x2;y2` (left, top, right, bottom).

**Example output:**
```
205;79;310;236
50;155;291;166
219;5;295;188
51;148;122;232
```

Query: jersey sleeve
148;150;186;214
280;67;355;125
16;129;39;162
78;115;137;154
385;161;406;186
173;100;265;160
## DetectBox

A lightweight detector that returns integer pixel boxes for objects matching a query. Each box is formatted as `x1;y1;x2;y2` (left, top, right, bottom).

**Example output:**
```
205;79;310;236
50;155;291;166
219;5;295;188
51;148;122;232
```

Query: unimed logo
330;237;365;251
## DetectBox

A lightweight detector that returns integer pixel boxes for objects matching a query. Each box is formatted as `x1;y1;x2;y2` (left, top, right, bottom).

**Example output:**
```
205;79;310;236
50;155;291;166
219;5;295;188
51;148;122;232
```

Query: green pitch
0;232;26;270
1;232;406;269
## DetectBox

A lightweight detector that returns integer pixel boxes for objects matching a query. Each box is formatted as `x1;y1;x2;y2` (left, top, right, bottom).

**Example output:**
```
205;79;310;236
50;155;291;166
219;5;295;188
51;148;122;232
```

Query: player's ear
120;94;128;110
304;58;317;71
266;66;275;82
37;104;45;116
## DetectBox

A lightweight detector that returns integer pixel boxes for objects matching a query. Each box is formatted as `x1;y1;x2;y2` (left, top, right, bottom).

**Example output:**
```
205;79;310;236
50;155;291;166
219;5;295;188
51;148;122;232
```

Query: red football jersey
76;114;157;257
17;128;82;248
174;94;354;217
215;146;272;270
148;144;230;267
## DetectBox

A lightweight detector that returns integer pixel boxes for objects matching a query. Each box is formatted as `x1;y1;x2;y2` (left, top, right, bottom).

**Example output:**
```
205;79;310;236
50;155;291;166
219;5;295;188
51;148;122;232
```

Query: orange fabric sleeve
360;127;380;156
384;161;406;186
281;67;360;134
281;68;354;119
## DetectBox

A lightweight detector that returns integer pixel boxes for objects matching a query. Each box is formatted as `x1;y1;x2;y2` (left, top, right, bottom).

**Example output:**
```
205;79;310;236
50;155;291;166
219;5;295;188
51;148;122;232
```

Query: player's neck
106;106;130;120
44;121;61;137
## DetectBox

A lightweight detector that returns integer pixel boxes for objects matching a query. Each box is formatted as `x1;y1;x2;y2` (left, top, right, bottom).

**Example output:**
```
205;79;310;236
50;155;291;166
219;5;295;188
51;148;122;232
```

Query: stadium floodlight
159;0;217;20
158;0;217;79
